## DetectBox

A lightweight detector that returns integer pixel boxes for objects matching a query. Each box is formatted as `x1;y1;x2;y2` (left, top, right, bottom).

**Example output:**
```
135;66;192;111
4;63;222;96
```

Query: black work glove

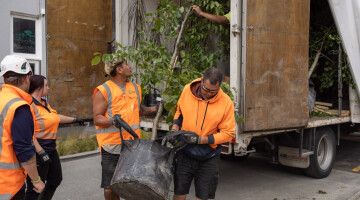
113;114;138;139
166;130;179;145
182;131;201;144
38;150;51;164
73;118;85;125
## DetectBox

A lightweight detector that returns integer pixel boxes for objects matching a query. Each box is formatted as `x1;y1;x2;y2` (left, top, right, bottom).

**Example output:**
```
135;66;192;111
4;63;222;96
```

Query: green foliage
309;0;354;92
310;110;335;117
141;130;152;139
91;55;101;66
57;135;98;156
92;0;233;124
221;82;244;124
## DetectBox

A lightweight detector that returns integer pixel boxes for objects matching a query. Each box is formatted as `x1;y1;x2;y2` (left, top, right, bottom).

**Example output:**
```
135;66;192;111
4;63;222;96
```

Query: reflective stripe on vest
0;98;23;170
0;162;21;170
0;193;12;200
102;83;113;118
30;103;47;137
96;124;141;134
35;132;57;138
131;82;140;111
103;82;140;117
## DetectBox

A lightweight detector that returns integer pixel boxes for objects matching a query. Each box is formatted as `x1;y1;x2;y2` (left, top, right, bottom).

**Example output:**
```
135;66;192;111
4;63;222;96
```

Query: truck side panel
244;0;310;131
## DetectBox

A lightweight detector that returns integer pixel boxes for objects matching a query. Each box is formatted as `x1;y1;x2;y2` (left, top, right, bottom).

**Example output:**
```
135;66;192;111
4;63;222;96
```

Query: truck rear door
232;0;311;132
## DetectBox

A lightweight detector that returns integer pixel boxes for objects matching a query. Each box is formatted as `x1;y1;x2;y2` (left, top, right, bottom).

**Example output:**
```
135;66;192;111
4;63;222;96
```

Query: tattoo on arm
20;154;36;166
140;105;154;116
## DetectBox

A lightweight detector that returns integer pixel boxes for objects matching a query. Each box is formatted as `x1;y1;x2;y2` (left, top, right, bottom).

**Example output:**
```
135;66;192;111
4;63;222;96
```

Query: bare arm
21;155;45;193
93;90;112;126
33;138;43;153
58;114;75;124
140;105;157;116
192;5;229;24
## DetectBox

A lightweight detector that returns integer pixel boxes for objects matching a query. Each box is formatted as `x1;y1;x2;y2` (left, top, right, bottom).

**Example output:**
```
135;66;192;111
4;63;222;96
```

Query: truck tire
303;127;336;178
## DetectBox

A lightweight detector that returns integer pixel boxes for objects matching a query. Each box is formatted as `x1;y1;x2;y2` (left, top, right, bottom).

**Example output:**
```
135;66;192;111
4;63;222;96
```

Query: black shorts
101;148;120;188
174;151;220;200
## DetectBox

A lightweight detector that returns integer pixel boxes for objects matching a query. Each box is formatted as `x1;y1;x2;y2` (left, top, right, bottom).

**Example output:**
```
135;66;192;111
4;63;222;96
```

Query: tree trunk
151;7;193;140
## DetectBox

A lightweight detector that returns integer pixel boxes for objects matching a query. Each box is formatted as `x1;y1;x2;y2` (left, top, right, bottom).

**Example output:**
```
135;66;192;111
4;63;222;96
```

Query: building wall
46;0;112;118
0;0;47;84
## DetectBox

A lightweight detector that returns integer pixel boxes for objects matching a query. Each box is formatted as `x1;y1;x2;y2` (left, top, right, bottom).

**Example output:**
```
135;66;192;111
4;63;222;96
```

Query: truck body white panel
328;0;360;98
349;86;360;123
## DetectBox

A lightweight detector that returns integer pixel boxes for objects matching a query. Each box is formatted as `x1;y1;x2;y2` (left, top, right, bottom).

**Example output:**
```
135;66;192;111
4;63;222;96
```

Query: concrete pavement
53;140;360;200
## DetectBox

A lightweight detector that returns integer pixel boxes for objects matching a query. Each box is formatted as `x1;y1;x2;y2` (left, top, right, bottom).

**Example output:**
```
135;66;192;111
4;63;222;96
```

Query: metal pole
337;44;342;146
338;44;343;116
299;129;303;157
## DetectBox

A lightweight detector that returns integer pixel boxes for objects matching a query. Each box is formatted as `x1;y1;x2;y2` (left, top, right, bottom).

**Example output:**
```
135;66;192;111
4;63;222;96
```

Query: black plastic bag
110;114;185;200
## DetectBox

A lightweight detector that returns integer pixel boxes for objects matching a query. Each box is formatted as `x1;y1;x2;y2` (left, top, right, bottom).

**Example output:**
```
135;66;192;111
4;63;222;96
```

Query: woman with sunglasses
25;75;85;200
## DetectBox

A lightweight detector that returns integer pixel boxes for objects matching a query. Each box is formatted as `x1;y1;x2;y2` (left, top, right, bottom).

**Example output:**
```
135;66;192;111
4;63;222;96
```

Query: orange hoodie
173;78;235;149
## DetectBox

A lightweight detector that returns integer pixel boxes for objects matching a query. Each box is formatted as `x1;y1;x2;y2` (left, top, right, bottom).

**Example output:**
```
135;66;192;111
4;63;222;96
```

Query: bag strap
114;114;140;152
160;130;189;163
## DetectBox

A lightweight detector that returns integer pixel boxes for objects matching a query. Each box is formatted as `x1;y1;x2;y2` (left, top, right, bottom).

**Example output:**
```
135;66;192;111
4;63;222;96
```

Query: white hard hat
0;55;32;76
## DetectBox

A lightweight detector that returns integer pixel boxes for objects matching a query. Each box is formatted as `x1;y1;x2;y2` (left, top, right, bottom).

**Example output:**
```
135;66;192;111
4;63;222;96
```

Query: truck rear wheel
303;127;336;178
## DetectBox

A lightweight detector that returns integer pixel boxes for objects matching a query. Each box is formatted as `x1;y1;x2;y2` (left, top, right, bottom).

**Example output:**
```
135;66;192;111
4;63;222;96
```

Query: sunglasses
201;81;220;93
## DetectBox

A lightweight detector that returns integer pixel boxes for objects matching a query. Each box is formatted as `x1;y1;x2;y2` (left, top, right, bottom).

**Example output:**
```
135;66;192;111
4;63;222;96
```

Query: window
28;60;40;75
13;17;36;54
10;14;42;60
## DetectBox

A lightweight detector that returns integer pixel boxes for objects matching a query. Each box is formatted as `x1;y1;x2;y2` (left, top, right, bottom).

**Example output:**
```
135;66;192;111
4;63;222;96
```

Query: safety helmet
0;55;32;77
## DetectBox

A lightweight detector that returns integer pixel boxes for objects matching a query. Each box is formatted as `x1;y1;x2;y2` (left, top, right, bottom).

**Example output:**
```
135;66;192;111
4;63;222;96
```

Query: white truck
223;0;360;178
141;0;360;179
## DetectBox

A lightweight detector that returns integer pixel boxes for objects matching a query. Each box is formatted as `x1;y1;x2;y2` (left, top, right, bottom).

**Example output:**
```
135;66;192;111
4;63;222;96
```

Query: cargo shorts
100;148;120;188
174;151;220;200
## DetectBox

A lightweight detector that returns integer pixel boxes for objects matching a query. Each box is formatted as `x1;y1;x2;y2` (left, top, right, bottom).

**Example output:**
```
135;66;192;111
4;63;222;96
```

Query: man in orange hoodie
172;67;235;200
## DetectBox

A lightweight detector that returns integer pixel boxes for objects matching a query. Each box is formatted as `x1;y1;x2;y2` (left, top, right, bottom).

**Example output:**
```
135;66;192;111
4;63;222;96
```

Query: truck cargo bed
306;116;351;128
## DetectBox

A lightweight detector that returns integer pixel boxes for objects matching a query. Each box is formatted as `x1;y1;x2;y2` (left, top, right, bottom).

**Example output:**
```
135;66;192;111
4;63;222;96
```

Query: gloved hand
166;130;179;145
113;117;122;129
73;118;85;125
182;131;201;144
38;150;51;164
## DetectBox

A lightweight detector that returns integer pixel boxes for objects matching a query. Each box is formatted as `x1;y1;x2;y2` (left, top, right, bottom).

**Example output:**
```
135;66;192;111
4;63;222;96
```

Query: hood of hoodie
189;78;224;104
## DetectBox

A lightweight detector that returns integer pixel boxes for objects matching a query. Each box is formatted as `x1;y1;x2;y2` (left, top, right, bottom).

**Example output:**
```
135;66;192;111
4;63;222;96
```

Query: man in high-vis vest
0;55;45;200
93;58;157;200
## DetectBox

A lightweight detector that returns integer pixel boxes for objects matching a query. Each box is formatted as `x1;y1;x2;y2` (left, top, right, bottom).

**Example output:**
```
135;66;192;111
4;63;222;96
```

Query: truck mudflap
278;146;311;169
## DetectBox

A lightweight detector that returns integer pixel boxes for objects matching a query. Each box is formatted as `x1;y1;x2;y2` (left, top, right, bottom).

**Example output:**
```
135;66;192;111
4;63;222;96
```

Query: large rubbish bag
110;114;186;200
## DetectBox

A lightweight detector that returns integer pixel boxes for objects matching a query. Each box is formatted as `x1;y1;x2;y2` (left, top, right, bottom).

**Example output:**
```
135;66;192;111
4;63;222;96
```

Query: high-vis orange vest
0;84;34;200
94;80;142;150
31;101;60;140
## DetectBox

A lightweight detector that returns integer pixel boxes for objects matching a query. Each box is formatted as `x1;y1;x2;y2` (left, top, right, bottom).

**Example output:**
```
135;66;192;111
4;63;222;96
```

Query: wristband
171;129;177;132
31;176;41;184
